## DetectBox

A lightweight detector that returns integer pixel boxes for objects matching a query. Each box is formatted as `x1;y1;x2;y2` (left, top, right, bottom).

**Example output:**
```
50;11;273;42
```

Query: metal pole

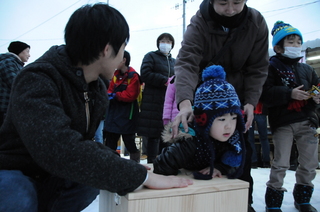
182;0;186;35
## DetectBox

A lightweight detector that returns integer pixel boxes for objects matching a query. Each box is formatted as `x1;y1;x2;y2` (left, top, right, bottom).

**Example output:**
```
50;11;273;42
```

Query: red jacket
108;67;141;102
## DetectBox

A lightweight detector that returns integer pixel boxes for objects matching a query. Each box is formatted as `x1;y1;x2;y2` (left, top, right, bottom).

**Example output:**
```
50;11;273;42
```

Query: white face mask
159;43;172;54
282;46;302;59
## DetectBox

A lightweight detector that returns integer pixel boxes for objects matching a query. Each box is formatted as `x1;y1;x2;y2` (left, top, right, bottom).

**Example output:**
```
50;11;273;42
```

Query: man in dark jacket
0;4;192;212
0;41;30;127
171;1;269;211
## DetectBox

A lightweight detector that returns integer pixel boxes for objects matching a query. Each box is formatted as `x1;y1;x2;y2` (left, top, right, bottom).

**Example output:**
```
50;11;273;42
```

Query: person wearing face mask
137;33;175;164
171;0;269;211
261;21;319;212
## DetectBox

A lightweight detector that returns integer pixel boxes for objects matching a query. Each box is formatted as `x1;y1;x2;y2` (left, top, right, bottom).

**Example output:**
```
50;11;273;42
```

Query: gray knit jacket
0;45;147;195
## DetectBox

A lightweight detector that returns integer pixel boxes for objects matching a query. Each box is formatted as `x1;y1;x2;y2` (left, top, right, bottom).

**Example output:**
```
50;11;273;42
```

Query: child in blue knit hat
153;65;246;180
261;21;319;212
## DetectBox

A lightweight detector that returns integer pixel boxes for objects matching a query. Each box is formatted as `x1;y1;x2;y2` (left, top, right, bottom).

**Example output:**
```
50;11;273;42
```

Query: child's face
213;0;246;17
276;35;302;53
209;113;237;142
284;35;302;48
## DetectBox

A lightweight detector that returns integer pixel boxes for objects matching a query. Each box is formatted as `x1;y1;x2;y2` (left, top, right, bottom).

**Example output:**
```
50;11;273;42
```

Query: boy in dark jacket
0;3;192;212
261;21;319;212
154;65;246;181
104;50;141;162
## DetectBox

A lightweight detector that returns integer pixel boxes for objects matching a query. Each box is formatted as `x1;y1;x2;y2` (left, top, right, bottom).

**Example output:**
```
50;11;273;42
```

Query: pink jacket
163;76;179;125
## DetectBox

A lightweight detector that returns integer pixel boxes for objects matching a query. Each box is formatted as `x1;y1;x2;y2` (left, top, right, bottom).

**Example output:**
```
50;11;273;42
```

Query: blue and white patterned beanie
192;65;246;180
194;65;245;137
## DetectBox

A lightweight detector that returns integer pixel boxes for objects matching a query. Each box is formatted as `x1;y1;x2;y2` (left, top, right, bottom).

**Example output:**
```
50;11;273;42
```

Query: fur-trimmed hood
162;122;194;143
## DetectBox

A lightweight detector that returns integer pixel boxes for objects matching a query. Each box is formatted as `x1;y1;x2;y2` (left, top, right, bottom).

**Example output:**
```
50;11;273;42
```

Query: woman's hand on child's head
243;103;254;133
172;100;194;138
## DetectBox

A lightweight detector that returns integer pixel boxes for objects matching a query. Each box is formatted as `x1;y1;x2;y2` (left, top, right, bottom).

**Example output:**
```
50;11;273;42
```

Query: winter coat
153;123;246;179
0;53;24;112
174;0;269;107
137;50;175;137
163;75;179;125
261;55;320;132
0;45;147;195
104;67;141;134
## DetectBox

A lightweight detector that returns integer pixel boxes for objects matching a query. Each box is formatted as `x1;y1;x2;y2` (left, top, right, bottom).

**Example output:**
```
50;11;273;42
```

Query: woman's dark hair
124;50;131;67
156;33;175;49
65;3;130;66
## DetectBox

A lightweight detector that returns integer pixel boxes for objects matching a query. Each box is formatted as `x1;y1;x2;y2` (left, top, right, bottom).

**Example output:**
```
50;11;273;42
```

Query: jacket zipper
166;55;171;78
84;92;90;133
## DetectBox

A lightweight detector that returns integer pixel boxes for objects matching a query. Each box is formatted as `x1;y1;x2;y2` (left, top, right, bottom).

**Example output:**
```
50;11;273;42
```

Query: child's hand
291;85;310;100
212;168;222;178
312;94;320;104
199;167;211;175
198;167;222;178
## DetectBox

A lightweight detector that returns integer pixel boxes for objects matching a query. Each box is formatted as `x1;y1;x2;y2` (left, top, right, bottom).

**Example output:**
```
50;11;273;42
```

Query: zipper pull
84;92;90;132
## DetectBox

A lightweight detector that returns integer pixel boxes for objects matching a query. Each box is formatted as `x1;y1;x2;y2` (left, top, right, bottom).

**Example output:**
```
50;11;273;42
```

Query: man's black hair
65;3;130;66
156;33;175;49
124;50;130;67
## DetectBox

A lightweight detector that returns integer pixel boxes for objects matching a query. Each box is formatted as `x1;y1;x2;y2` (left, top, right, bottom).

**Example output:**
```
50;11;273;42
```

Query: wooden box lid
125;165;249;200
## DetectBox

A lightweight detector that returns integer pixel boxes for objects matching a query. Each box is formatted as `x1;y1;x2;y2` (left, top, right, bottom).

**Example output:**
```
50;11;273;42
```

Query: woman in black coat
137;33;175;163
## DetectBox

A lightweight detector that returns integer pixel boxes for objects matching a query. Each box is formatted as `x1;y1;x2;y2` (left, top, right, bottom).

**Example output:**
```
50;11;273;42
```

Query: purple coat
163;75;179;125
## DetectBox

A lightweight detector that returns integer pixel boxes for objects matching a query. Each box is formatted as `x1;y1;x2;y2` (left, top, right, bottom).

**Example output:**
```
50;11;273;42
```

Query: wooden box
99;166;249;212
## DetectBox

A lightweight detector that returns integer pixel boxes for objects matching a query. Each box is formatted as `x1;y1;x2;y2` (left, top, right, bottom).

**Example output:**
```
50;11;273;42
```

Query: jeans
94;120;104;143
0;170;99;212
248;114;270;163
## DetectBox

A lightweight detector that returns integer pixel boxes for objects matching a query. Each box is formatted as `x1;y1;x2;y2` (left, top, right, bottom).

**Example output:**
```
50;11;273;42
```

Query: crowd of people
0;0;318;212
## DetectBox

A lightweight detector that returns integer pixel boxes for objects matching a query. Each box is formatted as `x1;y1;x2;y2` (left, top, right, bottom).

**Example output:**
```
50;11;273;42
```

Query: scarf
210;4;248;28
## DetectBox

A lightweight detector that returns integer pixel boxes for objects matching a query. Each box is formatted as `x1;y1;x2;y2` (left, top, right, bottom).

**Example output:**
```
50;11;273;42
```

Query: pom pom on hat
271;21;303;47
8;41;30;55
201;64;226;82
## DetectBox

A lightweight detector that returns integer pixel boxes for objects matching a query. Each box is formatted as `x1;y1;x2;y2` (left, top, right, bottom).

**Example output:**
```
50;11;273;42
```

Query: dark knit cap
8;41;30;55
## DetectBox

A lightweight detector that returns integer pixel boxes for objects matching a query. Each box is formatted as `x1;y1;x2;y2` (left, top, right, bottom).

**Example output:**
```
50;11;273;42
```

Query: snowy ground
82;158;320;212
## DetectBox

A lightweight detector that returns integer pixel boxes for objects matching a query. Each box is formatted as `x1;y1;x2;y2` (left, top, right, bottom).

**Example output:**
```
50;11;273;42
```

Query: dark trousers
146;137;160;163
104;131;139;153
239;132;254;205
0;112;5;128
